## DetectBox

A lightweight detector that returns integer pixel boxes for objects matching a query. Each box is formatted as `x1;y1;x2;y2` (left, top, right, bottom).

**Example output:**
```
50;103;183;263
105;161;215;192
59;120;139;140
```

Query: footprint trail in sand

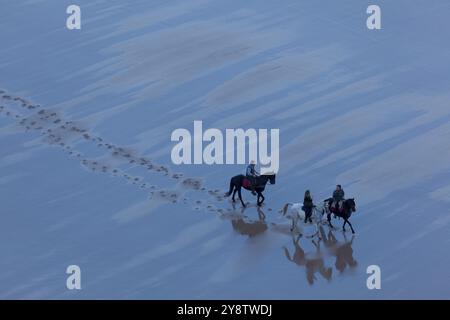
0;91;222;206
0;90;286;229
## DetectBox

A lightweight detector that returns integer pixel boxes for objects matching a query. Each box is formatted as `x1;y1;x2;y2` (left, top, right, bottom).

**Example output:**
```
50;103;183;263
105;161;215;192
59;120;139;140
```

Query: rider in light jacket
246;161;259;195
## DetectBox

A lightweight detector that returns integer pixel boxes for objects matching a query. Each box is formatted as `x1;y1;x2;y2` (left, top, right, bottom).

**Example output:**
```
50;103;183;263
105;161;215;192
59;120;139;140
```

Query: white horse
281;202;327;237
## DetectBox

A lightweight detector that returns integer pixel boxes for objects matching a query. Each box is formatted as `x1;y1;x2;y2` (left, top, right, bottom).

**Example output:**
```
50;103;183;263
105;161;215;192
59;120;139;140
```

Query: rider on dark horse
331;184;345;212
246;160;259;195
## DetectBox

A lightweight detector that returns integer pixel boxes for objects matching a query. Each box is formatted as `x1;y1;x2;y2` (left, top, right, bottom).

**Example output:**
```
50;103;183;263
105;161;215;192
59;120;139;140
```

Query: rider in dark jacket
303;190;314;223
332;185;345;211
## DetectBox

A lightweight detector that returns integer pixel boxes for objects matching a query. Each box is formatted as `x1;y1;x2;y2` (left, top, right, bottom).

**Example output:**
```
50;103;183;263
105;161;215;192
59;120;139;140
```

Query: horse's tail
225;179;234;197
282;203;292;216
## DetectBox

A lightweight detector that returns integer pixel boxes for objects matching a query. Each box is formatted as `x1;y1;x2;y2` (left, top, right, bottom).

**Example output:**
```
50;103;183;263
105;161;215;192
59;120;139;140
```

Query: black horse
225;174;276;207
325;198;357;234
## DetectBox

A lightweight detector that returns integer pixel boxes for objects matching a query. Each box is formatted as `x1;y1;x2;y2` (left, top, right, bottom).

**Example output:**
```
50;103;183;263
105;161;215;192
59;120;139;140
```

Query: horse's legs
237;187;245;207
257;207;266;220
327;213;334;229
343;232;348;242
345;219;355;234
232;187;237;202
257;192;264;206
292;213;299;232
342;219;347;232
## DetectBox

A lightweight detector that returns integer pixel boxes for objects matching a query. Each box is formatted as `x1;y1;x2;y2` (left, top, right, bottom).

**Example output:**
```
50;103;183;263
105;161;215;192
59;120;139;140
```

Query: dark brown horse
325;198;357;233
225;173;276;207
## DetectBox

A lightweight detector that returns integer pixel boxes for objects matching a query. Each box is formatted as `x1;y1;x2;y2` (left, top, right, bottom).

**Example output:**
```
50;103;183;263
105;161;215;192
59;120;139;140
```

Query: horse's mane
282;203;291;215
345;198;355;204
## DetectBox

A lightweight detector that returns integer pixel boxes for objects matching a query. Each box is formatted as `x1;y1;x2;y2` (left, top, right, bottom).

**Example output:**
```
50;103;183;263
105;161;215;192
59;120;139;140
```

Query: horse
225;173;276;207
324;198;357;234
282;202;326;236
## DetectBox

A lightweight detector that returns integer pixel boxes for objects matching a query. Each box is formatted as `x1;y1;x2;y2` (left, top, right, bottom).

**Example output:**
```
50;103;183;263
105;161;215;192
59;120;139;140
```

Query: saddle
329;207;341;214
329;200;344;214
243;178;252;188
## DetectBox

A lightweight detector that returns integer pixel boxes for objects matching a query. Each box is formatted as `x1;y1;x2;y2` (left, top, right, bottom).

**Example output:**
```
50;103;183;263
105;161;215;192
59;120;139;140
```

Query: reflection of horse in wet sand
319;226;357;273
229;203;268;237
283;234;332;285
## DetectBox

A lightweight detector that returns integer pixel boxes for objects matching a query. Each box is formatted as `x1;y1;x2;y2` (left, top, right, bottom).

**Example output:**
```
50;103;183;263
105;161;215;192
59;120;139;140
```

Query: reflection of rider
283;235;332;285
319;226;357;273
303;190;314;223
246;160;259;195
331;185;345;211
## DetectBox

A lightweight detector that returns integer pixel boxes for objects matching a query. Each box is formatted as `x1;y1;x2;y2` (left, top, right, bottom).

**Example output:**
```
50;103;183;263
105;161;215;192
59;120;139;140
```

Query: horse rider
246;160;259;195
331;184;345;212
302;190;314;223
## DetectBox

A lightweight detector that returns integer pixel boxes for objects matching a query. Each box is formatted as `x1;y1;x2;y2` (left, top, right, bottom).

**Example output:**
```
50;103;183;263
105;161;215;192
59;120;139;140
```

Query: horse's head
346;198;356;212
262;172;276;185
269;174;276;185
